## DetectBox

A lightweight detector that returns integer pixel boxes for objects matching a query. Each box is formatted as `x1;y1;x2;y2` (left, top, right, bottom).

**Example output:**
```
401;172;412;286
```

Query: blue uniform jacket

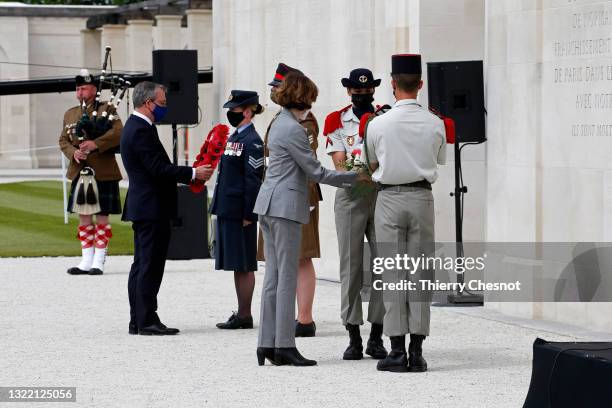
209;123;264;222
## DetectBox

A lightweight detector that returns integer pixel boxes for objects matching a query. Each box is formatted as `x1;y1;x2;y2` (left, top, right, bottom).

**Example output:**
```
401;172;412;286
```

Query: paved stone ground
1;256;610;408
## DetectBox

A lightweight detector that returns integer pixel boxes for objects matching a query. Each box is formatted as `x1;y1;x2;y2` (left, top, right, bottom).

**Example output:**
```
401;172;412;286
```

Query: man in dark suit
121;81;212;336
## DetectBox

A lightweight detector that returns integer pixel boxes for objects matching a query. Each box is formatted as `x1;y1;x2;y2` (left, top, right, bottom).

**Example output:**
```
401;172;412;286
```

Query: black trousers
128;219;172;328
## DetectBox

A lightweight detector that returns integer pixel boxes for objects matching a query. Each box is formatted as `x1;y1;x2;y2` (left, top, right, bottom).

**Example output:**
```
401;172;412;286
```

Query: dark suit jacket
209;123;264;222
121;114;192;221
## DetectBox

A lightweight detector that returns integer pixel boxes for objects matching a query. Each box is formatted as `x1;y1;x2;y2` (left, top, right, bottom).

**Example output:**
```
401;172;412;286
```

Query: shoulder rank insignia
248;156;264;169
323;104;352;147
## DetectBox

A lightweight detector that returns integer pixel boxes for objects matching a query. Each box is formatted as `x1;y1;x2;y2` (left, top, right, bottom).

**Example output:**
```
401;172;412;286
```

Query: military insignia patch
347;135;355;146
359;75;368;83
248;156;264;169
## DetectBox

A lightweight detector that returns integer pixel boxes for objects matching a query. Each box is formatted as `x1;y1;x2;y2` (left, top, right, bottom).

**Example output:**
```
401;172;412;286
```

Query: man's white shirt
132;110;152;126
365;99;446;184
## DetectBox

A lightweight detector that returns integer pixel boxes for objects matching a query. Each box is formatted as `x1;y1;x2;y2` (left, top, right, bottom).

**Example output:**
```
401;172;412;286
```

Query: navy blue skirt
215;218;258;272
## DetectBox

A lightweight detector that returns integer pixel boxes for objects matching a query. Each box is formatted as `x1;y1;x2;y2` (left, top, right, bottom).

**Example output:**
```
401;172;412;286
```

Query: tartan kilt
67;176;122;215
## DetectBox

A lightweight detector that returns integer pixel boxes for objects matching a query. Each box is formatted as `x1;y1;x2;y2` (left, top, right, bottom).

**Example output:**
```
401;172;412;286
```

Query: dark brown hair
274;71;318;109
392;74;422;93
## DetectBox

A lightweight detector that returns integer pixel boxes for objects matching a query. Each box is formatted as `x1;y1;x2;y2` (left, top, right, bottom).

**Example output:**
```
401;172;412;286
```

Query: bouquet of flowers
341;148;367;172
340;147;376;198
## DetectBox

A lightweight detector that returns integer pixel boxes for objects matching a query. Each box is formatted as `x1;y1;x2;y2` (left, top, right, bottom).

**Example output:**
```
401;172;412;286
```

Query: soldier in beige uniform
365;54;446;373
324;68;387;360
59;69;123;276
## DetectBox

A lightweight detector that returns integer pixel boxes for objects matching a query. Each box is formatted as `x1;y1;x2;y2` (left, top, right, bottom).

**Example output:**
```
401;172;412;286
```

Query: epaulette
358;104;391;138
323;104;352;136
429;107;456;144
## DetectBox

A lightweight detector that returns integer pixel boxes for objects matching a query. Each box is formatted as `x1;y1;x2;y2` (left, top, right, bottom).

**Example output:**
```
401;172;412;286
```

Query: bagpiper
59;68;123;275
323;68;387;360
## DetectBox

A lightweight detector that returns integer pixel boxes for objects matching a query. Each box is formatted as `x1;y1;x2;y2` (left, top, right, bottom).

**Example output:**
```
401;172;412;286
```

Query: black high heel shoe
257;347;281;366
274;347;317;366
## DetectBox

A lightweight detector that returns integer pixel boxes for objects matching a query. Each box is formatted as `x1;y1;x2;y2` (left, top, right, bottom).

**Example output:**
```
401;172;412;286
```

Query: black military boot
408;334;427;372
376;335;408;372
342;324;363;360
365;323;388;359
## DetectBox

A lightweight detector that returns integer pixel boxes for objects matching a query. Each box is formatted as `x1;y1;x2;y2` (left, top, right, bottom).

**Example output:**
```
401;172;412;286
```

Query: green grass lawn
0;181;133;257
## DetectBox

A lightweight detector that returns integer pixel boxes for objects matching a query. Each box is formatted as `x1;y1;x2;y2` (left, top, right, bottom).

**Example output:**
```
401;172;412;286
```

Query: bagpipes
72;46;130;215
189;124;230;193
75;46;131;143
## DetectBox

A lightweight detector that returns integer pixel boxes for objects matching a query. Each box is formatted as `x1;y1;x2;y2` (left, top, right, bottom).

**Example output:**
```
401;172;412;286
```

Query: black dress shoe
274;347;317;366
129;323;138;335
67;267;89;275
377;336;408;373
138;324;176;336
88;268;103;275
295;320;316;337
216;312;253;329
158;323;180;335
257;347;285;366
343;324;363;360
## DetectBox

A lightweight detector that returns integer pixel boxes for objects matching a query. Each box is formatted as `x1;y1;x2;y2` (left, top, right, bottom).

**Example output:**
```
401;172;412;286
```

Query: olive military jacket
58;102;123;181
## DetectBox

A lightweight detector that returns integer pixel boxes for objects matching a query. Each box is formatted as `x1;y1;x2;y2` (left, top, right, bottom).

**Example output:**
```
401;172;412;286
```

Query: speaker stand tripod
447;140;484;305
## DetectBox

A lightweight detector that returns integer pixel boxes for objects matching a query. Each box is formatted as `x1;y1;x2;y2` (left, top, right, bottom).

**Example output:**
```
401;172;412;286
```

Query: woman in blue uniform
210;90;265;330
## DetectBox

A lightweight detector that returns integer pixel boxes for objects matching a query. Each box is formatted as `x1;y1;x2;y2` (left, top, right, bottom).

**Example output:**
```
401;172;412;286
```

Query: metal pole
61;153;68;224
172;123;178;165
447;141;483;305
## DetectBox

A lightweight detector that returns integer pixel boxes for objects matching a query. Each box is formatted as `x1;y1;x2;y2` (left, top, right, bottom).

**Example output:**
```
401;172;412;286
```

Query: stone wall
485;0;612;332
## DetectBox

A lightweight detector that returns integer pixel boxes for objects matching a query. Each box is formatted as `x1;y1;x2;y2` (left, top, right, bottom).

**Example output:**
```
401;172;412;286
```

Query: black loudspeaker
427;61;486;143
152;50;199;125
167;185;210;260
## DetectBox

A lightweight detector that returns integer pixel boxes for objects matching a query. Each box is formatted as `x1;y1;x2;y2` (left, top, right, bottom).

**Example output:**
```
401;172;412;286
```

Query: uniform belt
377;180;431;191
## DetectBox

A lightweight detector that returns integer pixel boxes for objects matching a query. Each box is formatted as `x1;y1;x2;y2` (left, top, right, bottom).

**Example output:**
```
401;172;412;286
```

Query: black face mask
351;93;374;109
226;111;244;128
